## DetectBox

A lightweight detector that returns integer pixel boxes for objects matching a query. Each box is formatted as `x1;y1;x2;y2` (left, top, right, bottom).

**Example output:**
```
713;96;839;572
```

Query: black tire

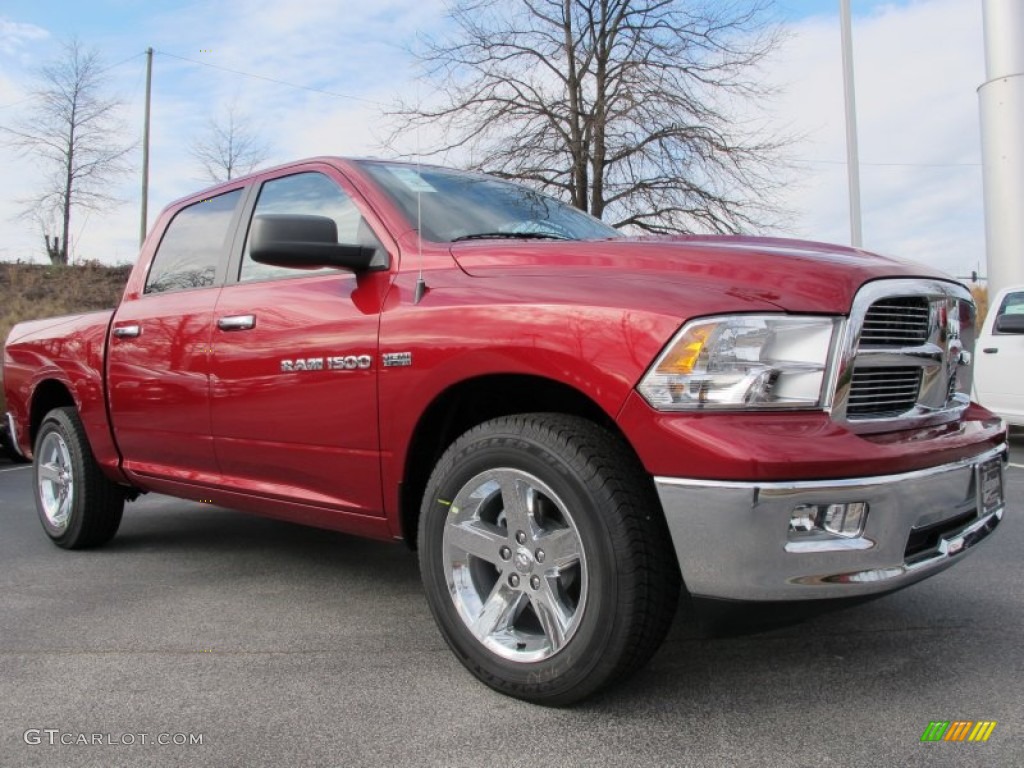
33;407;124;549
418;413;680;705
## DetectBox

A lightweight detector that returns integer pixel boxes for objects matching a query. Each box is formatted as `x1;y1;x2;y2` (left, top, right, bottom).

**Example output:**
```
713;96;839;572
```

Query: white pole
979;0;1024;298
839;0;863;248
140;47;153;249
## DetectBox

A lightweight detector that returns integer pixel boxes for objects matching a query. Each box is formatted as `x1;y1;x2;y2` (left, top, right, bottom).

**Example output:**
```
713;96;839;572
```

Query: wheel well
29;380;75;445
399;374;631;549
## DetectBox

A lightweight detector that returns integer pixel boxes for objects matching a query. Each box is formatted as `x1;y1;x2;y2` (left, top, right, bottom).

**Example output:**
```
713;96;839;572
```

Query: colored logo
920;721;997;742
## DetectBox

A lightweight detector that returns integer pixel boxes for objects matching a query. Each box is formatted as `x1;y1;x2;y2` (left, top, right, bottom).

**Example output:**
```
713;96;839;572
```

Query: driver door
208;169;392;516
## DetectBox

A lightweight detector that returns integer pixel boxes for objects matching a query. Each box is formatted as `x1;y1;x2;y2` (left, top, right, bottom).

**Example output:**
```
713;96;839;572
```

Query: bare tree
190;102;270;182
0;38;133;264
389;0;786;234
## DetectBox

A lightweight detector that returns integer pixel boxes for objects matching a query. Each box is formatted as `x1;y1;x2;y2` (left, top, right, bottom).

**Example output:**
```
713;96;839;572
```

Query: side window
145;189;242;294
994;291;1024;334
997;292;1024;318
240;172;385;283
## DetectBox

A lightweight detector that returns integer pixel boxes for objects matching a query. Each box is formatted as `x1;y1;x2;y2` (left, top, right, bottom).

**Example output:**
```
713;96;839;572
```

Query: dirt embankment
0;262;131;414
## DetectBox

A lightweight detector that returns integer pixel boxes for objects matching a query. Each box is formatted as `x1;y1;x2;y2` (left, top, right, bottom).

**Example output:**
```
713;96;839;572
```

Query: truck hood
450;235;954;314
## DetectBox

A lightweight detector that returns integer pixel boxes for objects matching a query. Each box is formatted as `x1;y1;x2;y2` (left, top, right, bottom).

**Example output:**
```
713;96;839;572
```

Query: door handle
217;315;256;331
982;348;998;354
112;324;141;338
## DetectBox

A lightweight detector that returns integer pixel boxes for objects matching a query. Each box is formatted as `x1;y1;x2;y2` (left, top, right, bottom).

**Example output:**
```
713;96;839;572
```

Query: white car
974;285;1024;425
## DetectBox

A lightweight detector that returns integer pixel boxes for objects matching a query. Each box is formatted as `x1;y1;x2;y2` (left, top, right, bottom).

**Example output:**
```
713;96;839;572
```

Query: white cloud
0;17;48;58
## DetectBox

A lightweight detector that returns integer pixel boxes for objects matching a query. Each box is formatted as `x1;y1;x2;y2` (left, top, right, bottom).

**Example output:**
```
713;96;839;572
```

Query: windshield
358;160;620;243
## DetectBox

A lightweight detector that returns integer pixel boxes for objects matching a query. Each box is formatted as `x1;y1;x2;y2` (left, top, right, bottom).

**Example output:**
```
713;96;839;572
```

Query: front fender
376;290;683;530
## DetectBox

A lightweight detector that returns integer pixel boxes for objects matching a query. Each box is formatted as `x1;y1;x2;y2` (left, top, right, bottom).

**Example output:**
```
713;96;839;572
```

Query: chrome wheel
33;408;124;549
442;468;588;663
37;431;74;532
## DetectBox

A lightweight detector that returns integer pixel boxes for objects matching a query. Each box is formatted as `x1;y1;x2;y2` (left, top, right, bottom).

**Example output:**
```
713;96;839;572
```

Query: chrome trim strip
821;317;847;412
4;411;26;459
654;443;1006;492
855;344;944;365
785;536;875;554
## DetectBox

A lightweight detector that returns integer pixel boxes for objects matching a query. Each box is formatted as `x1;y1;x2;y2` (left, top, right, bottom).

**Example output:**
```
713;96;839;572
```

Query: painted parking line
0;465;30;473
1009;462;1024;470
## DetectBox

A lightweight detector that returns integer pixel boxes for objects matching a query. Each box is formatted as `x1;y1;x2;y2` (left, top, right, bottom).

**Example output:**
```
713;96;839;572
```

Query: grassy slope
1;262;131;413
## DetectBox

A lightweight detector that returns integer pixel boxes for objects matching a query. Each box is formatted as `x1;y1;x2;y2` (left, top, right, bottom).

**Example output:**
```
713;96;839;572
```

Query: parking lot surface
1;440;1022;767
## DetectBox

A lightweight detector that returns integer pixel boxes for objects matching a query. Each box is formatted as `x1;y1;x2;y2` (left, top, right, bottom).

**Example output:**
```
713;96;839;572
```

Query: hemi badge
383;352;413;368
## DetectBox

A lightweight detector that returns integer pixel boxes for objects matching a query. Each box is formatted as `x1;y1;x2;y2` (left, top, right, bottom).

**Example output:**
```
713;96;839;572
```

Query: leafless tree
0;38;133;265
190;102;270;182
389;0;787;234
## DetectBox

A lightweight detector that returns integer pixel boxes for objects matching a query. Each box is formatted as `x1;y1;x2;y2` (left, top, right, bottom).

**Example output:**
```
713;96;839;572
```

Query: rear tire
418;413;680;705
34;407;124;549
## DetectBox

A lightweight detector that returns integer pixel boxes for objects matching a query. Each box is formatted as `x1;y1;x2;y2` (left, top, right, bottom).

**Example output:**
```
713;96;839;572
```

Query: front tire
34;407;124;549
418;414;679;705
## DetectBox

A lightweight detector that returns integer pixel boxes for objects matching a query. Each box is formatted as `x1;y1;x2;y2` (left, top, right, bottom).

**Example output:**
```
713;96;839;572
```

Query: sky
0;0;991;279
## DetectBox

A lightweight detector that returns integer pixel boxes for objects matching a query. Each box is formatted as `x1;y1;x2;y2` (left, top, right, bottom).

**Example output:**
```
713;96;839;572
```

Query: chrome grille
860;297;930;346
846;295;930;419
846;367;922;417
832;279;975;433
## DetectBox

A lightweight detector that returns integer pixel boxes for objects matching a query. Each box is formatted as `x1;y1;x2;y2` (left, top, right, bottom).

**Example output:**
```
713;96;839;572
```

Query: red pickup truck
2;157;1007;704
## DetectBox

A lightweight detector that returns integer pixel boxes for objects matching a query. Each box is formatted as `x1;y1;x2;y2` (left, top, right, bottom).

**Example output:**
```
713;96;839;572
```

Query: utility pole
839;0;863;248
140;47;153;249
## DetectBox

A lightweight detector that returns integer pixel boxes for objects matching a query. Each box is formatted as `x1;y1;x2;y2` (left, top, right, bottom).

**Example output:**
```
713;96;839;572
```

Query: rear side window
993;291;1024;334
997;292;1024;317
145;189;243;294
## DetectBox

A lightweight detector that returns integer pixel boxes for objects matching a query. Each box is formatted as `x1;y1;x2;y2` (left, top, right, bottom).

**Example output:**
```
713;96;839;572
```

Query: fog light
823;502;868;537
789;502;869;538
789;505;819;533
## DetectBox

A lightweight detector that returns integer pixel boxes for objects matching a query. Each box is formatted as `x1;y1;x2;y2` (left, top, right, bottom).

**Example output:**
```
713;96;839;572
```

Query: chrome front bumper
655;444;1006;601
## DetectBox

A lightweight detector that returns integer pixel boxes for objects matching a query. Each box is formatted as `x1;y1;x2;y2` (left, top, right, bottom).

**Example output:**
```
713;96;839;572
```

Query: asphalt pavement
1;440;1022;767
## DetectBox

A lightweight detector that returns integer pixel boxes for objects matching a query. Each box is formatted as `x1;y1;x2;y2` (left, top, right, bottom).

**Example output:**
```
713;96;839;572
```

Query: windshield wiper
451;231;572;242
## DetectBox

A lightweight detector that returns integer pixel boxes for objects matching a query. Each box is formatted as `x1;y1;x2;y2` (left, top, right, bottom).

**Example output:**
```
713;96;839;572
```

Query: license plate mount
977;457;1004;516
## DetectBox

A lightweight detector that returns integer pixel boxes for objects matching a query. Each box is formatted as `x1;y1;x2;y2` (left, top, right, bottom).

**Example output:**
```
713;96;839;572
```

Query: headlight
637;315;841;411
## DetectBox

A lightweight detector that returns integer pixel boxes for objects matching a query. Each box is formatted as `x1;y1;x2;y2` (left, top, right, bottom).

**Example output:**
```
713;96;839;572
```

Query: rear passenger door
108;188;246;482
208;168;393;516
